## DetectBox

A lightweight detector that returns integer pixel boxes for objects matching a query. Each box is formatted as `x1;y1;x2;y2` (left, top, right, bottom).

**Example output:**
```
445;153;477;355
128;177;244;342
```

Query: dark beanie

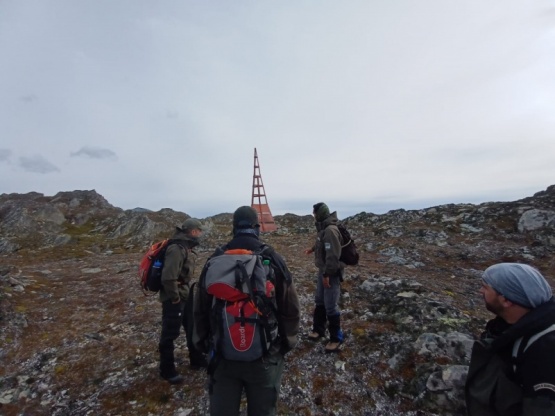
233;206;260;229
313;202;330;222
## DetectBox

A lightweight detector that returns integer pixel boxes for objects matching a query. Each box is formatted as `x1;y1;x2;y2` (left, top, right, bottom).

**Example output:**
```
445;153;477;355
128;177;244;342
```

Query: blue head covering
482;263;553;308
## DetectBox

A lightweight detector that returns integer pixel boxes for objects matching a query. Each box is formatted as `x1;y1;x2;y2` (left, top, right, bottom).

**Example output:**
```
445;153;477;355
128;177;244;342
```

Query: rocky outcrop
0;191;194;253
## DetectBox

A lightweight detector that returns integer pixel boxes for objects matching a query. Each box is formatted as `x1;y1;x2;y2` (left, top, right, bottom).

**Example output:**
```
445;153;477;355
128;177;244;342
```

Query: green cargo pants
209;353;284;416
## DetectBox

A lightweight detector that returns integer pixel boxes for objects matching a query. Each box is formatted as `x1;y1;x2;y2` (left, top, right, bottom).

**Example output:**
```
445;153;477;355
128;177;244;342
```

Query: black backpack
465;323;555;415
337;223;359;266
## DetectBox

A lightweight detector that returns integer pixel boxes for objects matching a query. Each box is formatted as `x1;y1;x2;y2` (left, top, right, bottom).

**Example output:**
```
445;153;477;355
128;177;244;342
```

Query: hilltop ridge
0;186;554;415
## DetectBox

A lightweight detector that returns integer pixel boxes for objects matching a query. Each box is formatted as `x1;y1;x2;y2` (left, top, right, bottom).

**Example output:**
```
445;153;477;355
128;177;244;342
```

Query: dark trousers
159;299;204;378
312;304;327;336
209;354;284;416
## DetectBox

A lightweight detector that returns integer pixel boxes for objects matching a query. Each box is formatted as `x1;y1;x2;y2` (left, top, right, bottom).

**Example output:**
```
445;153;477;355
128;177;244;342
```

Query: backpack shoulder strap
512;323;555;372
524;323;555;353
214;244;228;256
337;223;352;246
256;244;274;258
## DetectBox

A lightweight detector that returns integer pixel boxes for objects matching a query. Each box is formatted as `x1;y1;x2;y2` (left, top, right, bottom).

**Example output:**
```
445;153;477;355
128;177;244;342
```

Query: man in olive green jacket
159;218;207;384
304;202;345;353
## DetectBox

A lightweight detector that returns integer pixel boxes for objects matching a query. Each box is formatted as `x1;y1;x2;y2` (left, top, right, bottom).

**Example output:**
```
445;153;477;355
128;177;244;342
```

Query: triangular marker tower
251;148;277;232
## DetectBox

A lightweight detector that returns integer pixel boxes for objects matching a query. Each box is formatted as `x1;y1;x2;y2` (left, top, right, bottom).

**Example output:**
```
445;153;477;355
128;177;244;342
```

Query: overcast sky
1;1;554;219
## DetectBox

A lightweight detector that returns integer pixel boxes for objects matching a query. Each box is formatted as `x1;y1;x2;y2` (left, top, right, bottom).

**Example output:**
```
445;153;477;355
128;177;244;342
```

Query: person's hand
323;276;330;288
304;248;313;255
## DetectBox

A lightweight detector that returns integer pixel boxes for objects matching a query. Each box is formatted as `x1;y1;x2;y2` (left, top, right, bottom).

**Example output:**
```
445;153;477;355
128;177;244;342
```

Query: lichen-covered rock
518;208;555;232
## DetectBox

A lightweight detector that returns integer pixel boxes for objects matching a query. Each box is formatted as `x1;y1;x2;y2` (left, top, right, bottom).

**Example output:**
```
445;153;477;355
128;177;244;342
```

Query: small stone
397;291;418;298
81;268;102;274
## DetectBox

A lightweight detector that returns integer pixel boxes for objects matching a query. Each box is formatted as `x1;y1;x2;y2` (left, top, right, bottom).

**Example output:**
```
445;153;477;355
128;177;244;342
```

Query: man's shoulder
323;223;341;238
514;324;555;374
165;241;187;256
519;326;555;400
258;243;276;254
525;325;555;352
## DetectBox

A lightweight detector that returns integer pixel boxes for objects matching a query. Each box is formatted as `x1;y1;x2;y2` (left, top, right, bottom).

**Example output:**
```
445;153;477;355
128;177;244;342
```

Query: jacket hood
315;211;338;231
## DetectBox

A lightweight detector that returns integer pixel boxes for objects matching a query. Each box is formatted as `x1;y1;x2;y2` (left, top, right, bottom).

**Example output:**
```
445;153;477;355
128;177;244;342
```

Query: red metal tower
251;148;277;232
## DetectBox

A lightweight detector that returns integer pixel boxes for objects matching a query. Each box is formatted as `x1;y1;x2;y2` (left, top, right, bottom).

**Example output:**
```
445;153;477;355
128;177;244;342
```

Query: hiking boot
162;374;185;385
312;305;327;338
308;331;324;341
325;341;343;353
326;314;344;353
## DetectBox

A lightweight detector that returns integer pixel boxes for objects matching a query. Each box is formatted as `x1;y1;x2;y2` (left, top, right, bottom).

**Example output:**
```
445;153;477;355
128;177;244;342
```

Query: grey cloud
19;156;60;173
0;149;12;163
20;94;37;103
70;147;118;160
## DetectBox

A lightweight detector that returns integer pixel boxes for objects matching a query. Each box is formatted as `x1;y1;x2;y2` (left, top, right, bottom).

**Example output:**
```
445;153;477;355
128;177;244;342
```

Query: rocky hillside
1;187;554;415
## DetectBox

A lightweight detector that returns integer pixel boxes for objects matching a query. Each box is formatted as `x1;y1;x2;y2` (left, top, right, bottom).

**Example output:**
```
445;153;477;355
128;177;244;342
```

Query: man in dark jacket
304;202;344;353
193;206;300;416
159;218;207;385
465;263;555;415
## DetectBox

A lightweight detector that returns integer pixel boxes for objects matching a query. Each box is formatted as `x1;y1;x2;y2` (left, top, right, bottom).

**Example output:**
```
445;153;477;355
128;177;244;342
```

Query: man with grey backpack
193;206;300;416
465;263;555;415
